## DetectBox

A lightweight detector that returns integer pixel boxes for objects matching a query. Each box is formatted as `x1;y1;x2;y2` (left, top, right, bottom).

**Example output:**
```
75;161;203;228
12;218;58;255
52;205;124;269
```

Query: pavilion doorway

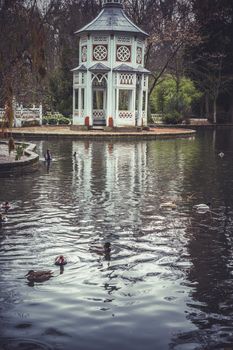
92;75;107;126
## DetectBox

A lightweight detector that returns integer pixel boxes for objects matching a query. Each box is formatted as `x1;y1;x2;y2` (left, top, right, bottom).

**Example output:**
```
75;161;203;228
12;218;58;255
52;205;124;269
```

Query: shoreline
0;126;196;173
2;126;196;140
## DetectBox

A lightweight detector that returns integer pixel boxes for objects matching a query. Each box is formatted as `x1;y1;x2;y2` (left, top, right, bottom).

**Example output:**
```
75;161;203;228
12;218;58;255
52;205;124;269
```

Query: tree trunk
205;93;210;119
200;97;204;117
213;97;217;124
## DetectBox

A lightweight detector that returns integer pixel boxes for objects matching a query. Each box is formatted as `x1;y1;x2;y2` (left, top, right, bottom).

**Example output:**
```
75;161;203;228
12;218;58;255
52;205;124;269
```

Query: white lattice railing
119;73;134;85
0;110;5;120
117;35;131;43
0;104;42;127
93;109;105;120
119;111;133;119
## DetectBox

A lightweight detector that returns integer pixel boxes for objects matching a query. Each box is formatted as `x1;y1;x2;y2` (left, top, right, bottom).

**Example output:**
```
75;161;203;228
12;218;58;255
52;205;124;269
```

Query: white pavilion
72;0;150;128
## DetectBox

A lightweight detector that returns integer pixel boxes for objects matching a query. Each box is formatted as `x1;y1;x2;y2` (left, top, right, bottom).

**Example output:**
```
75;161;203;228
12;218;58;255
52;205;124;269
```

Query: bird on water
25;270;54;283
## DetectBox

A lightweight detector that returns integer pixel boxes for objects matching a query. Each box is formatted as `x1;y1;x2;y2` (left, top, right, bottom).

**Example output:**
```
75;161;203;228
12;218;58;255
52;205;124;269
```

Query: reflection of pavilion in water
72;141;147;211
72;141;148;301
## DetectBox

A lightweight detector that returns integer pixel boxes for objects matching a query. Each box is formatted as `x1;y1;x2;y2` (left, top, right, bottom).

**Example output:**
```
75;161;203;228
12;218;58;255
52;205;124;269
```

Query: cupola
72;0;149;129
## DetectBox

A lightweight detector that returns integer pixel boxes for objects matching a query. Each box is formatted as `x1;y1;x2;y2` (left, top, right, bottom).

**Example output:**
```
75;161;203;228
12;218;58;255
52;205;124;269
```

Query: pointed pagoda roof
113;63;150;74
71;64;87;72
89;63;111;73
75;1;148;38
113;63;136;73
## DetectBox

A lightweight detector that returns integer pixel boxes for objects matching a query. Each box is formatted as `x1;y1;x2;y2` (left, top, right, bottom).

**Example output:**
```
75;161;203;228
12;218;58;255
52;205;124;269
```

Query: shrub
48;117;58;125
43;112;66;125
15;144;25;160
42;117;48;125
150;75;202;116
162;111;182;124
21;120;40;127
58;117;70;125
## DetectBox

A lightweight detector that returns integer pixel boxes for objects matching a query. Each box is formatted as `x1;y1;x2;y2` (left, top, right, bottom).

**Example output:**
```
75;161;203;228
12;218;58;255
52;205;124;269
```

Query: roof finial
102;0;123;9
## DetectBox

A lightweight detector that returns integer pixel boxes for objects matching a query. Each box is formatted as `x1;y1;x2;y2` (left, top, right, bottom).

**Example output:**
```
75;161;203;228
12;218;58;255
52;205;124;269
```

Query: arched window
92;74;107;87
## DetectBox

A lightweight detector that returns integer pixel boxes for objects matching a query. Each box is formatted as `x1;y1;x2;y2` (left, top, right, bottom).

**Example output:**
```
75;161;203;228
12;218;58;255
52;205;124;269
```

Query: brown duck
25;270;53;283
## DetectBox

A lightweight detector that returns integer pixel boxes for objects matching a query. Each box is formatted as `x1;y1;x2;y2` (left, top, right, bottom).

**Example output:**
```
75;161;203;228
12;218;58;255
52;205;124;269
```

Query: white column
107;72;112;126
86;71;92;125
132;37;137;67
132;75;136;126
144;76;149;126
138;75;143;126
116;87;119;127
107;34;114;125
72;87;75;124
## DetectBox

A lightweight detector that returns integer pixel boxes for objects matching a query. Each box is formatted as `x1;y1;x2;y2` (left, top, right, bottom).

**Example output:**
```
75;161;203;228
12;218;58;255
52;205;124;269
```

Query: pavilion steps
89;126;147;132
91;126;105;131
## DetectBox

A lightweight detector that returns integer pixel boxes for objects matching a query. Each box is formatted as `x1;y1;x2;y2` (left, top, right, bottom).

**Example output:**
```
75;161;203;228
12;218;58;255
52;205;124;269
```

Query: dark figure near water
104;242;111;261
0;213;7;223
2;201;10;213
73;152;77;158
89;241;111;261
44;149;52;161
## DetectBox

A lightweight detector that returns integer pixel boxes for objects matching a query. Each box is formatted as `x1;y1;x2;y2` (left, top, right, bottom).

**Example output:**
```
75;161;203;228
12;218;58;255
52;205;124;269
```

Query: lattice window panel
93;35;108;43
93;110;105;119
81;73;85;84
80;35;88;44
81;46;87;62
117;36;131;43
143;76;147;87
137;38;143;45
119;73;134;85
119;111;133;119
136;47;142;64
116;45;131;62
93;45;108;61
74;73;79;84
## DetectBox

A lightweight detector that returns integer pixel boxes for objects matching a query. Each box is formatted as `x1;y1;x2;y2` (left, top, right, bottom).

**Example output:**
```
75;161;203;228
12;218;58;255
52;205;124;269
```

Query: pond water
1;128;233;350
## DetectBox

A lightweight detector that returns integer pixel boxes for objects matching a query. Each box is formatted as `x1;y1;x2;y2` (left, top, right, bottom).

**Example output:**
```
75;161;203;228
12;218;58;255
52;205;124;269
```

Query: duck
159;202;177;210
25;270;53;283
193;203;211;213
218;152;224;158
55;255;67;266
0;213;7;223
1;202;11;211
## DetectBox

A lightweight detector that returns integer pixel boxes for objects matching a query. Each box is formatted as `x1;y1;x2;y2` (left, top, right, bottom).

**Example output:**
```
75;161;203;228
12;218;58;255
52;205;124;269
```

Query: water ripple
1;135;233;349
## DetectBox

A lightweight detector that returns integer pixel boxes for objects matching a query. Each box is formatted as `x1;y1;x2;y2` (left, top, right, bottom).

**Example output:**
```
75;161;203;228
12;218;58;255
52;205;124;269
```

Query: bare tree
191;52;233;123
124;0;200;97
